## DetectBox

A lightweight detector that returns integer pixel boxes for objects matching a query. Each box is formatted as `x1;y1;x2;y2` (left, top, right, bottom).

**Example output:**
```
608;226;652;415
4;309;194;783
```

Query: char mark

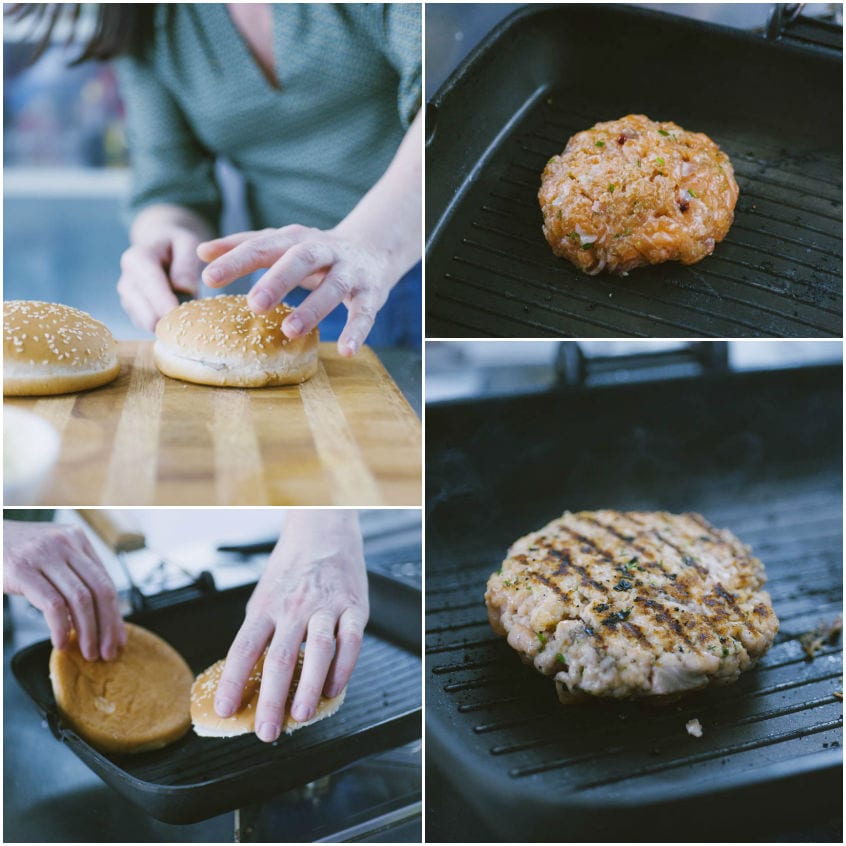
685;513;718;542
545;543;609;593
586;514;677;581
622;621;650;645
644;528;709;577
557;526;616;563
712;583;759;632
532;572;570;604
713;583;741;612
637;597;696;648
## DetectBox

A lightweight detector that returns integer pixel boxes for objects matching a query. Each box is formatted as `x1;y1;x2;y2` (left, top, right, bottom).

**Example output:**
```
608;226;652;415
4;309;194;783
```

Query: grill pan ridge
425;4;843;338
13;574;422;824
425;364;842;840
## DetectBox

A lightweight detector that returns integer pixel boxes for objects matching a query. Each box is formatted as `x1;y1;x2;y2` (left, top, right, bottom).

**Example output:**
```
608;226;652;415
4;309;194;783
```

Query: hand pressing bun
154;295;319;388
191;649;345;738
3;300;120;396
49;623;193;755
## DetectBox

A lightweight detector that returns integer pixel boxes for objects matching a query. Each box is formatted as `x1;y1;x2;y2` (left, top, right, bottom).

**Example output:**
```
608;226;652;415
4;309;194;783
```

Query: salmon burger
539;114;739;276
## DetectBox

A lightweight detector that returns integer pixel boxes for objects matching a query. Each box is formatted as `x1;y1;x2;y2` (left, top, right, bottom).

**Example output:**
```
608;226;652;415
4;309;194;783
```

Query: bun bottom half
49;623;193;755
153;341;318;388
4;358;120;396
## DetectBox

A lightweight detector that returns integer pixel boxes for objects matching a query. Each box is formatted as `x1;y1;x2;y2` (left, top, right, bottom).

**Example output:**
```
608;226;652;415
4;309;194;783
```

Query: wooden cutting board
6;342;421;506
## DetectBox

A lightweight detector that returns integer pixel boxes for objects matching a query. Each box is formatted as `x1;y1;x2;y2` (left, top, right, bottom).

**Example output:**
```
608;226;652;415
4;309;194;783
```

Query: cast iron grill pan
12;575;421;824
425;5;842;338
425;365;842;839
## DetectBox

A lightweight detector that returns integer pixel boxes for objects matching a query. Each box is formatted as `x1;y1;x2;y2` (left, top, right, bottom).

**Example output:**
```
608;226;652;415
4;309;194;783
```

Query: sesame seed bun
153;295;319;388
49;623;194;755
190;649;346;738
3;300;120;396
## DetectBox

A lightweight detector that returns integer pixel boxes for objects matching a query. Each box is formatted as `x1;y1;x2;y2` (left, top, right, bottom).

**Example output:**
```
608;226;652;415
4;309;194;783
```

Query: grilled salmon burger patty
485;510;778;702
539;115;739;275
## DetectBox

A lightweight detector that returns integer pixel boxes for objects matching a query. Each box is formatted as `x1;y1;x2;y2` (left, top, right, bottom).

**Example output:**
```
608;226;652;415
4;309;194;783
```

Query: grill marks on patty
547;546;609;593
552;513;707;653
485;510;779;701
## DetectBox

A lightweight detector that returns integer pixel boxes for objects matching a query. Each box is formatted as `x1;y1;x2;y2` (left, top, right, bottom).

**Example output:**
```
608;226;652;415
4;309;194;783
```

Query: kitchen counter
3;193;421;417
8;342;421;507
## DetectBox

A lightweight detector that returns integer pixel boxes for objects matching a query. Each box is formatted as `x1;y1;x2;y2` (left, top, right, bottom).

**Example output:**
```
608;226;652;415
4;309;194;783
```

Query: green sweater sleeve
3;510;55;522
114;54;222;229
378;3;422;128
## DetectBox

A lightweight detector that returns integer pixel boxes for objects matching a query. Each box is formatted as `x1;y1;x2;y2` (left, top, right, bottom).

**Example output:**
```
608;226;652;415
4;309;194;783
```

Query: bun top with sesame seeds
190;649;346;738
3;300;120;396
153;295;319;388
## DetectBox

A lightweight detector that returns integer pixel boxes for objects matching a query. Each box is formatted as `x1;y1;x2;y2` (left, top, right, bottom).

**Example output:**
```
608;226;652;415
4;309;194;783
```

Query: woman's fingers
282;262;357;338
323;607;367;698
198;227;391;346
18;570;72;651
254;625;306;742
202;230;301;289
117;244;179;330
69;549;126;660
215;616;274;719
291;611;338;723
196;229;273;263
117;283;161;333
169;231;203;295
337;293;379;357
248;241;335;314
44;562;98;661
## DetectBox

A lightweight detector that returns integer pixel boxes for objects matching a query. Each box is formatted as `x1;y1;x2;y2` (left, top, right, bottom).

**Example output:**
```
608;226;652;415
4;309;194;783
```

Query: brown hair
5;3;155;64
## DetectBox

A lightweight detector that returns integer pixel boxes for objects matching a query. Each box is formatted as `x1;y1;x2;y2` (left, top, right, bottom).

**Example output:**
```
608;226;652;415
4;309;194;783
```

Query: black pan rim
426;2;841;122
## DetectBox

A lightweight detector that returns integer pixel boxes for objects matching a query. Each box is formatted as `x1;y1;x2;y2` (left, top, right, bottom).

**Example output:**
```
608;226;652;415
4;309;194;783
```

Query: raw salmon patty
539;115;738;275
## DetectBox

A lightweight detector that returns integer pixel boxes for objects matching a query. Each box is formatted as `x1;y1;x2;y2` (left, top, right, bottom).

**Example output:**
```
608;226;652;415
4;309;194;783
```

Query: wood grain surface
6;342;421;506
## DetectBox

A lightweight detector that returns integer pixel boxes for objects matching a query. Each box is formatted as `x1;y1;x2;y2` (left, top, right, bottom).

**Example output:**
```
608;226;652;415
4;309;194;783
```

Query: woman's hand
3;521;126;661
198;225;394;357
215;511;369;743
197;111;422;356
117;204;212;332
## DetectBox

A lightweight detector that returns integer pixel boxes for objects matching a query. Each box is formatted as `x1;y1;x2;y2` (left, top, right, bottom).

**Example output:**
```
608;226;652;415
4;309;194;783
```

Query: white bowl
3;407;61;505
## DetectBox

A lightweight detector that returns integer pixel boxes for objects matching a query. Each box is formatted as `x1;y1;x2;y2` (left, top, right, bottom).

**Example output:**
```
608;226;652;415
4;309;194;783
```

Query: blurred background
3;7;421;410
426;339;843;403
425;3;844;98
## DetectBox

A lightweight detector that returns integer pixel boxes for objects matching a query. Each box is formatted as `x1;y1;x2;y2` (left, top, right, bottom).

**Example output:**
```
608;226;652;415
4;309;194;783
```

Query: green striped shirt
115;3;421;231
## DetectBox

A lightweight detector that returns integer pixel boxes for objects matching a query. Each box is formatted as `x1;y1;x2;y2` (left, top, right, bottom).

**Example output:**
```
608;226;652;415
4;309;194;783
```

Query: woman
12;3;422;354
4;510;368;744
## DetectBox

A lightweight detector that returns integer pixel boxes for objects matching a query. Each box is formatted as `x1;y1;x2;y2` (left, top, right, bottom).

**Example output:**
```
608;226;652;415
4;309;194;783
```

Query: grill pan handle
767;3;805;38
128;569;217;614
555;342;729;388
216;538;277;556
76;509;217;614
765;3;843;51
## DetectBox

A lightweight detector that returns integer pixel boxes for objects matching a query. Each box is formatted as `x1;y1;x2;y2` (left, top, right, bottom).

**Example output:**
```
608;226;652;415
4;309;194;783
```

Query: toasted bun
153;295;319;387
190;649;345;738
49;623;193;755
4;300;120;396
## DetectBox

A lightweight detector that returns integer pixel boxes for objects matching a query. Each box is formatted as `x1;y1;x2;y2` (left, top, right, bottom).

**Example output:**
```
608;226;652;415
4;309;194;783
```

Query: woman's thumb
170;232;203;295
